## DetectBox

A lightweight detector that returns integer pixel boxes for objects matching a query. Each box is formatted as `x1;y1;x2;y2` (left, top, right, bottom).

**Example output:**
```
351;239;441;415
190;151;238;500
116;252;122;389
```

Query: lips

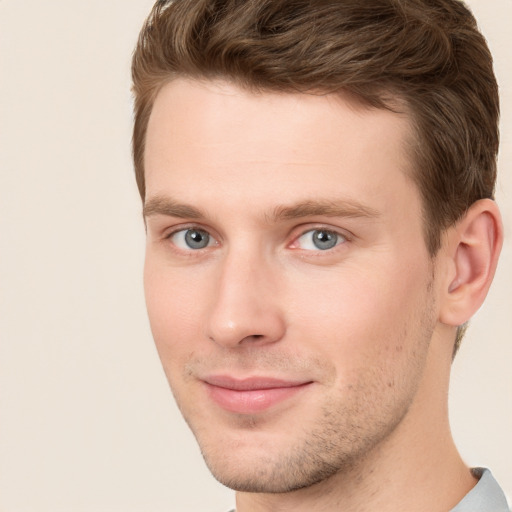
203;376;312;414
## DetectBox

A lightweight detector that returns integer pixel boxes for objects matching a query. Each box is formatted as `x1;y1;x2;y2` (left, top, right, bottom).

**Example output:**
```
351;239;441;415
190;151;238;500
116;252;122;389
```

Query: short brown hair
132;0;499;350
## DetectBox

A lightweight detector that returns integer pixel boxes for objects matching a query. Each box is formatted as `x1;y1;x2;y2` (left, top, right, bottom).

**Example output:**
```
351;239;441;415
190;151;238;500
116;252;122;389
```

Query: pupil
185;229;209;249
313;230;337;250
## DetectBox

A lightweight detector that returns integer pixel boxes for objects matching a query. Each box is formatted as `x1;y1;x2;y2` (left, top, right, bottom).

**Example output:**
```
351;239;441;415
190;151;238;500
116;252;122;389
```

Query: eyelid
162;222;216;240
288;224;352;251
162;224;221;253
156;222;351;254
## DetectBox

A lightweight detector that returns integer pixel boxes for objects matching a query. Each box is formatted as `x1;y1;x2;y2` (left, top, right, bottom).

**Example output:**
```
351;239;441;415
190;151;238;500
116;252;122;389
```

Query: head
132;0;502;498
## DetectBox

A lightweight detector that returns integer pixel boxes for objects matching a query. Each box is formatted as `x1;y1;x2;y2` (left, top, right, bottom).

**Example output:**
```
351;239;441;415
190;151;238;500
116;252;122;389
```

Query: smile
202;376;313;414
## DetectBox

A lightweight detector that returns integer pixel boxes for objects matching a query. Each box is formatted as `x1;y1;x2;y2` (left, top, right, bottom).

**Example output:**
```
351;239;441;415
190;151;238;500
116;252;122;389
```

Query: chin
195;427;364;494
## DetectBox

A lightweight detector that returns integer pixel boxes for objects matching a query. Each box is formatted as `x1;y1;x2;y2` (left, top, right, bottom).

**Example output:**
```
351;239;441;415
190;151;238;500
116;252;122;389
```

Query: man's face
143;79;439;492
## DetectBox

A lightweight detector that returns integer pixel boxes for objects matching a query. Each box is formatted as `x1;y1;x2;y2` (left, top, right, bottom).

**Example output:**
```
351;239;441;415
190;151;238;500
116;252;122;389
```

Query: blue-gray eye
171;228;212;250
297;229;344;250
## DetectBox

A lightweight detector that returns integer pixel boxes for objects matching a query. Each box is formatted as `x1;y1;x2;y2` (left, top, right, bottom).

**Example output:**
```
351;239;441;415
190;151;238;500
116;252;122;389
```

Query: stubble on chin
190;368;422;494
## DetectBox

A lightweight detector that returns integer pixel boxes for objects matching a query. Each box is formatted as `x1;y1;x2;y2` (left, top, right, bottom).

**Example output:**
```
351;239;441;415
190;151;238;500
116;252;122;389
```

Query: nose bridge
206;242;285;347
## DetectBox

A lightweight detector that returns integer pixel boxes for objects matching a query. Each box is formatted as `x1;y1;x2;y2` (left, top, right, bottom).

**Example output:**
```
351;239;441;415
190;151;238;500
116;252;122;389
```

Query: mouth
202;375;313;414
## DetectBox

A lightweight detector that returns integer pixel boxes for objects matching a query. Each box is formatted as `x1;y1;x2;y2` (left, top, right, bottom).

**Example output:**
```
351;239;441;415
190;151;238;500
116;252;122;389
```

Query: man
131;0;508;510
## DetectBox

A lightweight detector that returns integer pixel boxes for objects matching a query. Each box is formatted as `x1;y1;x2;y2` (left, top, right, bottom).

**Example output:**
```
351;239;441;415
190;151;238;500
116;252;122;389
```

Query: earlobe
439;199;503;327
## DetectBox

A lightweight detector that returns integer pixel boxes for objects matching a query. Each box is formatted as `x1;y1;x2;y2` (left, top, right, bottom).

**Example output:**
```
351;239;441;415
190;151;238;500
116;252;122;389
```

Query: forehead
144;78;417;219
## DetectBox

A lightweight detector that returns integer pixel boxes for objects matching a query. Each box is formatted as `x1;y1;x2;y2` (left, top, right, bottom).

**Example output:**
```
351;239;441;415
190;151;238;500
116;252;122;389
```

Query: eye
170;228;215;250
295;229;346;251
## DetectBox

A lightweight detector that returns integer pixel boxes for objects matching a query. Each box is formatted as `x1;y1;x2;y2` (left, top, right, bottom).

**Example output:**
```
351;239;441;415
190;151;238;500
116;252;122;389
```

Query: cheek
286;263;434;418
143;257;207;362
285;258;432;365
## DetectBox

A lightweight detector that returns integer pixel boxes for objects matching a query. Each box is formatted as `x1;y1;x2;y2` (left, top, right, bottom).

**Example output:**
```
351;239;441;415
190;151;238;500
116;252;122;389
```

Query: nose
205;250;286;348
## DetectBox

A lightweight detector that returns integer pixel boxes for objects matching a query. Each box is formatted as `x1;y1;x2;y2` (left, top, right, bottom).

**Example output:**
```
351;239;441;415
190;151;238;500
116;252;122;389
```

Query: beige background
0;1;510;510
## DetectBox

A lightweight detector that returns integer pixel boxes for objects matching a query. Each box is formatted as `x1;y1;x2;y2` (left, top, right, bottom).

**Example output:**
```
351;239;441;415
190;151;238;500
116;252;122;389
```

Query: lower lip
205;383;311;414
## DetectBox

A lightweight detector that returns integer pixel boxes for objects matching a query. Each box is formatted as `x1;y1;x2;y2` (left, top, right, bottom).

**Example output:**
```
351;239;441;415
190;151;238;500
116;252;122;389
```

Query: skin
142;78;502;512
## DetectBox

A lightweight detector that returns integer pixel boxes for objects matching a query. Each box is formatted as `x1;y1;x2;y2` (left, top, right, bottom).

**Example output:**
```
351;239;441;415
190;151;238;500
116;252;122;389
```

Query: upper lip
203;375;312;391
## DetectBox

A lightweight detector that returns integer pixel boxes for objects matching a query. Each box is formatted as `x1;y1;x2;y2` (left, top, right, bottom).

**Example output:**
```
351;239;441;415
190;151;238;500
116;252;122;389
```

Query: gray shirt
450;468;509;512
227;468;509;512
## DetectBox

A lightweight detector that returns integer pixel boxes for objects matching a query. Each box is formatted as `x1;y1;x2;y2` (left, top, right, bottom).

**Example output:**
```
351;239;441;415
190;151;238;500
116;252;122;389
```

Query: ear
439;199;503;327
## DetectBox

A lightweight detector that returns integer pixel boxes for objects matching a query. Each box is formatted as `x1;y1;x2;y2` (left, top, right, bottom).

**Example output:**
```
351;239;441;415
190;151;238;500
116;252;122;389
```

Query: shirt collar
450;468;509;512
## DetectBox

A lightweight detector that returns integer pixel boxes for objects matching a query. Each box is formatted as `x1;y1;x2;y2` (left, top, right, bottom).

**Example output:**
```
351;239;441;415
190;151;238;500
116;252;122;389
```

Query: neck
235;330;477;512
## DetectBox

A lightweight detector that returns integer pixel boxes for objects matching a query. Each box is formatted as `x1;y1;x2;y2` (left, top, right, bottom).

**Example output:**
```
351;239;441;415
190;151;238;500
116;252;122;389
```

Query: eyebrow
143;196;205;219
143;195;380;222
268;199;380;222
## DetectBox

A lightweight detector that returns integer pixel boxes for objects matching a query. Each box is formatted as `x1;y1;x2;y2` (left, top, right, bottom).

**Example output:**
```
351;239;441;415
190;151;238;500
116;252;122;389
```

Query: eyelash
162;224;351;255
291;228;348;252
164;224;218;254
